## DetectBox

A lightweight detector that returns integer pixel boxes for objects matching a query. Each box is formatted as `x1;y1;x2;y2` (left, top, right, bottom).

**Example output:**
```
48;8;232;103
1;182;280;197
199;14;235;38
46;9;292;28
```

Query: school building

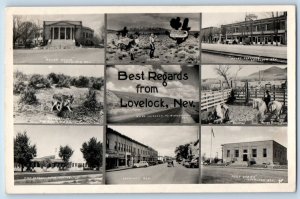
222;140;287;166
106;127;158;170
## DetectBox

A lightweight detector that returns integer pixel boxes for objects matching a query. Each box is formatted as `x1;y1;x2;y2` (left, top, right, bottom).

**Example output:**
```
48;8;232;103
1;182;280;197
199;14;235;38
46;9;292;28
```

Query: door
243;154;248;161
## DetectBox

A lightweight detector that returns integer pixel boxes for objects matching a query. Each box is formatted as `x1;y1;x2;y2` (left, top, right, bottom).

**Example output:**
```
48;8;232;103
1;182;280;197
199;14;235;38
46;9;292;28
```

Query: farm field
14;86;103;124
201;166;288;184
106;33;199;64
14;48;105;64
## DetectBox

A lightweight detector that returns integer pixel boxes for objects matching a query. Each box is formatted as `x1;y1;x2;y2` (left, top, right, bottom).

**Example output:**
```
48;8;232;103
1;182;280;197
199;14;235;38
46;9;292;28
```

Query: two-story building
106;127;158;170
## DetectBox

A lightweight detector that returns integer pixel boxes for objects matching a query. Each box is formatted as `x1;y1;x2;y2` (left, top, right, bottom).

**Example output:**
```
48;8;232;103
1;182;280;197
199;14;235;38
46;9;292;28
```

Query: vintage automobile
133;161;149;168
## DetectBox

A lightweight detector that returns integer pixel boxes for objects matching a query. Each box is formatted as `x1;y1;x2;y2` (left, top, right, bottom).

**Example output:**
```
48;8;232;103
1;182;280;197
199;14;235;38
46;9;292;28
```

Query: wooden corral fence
234;82;288;106
201;89;232;111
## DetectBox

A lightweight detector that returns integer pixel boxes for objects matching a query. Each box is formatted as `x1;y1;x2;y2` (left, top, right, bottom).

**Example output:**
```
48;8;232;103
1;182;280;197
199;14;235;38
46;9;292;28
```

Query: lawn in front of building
13;48;104;64
201;166;288;184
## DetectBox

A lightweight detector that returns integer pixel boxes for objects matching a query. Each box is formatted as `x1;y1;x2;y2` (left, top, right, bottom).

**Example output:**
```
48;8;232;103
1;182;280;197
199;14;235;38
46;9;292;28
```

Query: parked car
190;158;199;168
133;161;149;168
157;160;164;164
183;160;191;168
225;39;238;45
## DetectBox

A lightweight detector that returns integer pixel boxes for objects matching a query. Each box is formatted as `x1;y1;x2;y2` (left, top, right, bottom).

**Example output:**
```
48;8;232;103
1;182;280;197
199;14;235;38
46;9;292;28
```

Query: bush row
13;72;104;94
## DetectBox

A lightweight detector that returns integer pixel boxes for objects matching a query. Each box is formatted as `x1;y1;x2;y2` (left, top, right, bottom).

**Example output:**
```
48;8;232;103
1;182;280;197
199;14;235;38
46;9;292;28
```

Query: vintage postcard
5;6;296;194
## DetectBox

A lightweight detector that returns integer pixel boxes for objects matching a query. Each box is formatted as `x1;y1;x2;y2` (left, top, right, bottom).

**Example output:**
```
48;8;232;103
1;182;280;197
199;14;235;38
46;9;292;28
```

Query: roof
31;155;64;163
221;14;287;27
221;140;286;149
44;21;82;26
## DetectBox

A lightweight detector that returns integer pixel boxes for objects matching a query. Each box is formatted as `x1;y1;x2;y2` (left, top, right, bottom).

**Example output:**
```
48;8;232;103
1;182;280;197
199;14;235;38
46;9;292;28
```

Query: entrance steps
46;39;77;49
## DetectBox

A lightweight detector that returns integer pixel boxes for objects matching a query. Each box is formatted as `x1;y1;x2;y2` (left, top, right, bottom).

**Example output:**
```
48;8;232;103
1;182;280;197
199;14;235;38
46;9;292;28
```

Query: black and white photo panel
201;12;287;64
106;65;199;124
105;125;200;184
201;65;287;125
13;125;104;185
201;126;287;184
106;13;200;64
13;14;105;64
13;65;104;124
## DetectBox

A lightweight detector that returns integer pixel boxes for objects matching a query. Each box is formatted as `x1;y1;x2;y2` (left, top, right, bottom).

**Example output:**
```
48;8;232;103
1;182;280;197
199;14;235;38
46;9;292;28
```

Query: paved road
14;48;104;64
202;43;287;64
108;107;186;123
202;52;259;64
106;163;199;184
202;43;287;59
201;166;288;184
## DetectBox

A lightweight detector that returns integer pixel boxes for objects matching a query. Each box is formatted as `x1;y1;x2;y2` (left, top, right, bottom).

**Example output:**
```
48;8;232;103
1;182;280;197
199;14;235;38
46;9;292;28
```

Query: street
201;166;288;184
13;48;104;64
106;162;199;184
108;107;188;123
202;43;287;64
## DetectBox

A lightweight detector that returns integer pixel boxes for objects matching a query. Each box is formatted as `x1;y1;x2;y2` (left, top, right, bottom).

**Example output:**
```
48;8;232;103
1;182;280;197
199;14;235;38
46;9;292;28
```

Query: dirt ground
106;34;199;64
14;86;103;124
201;104;287;125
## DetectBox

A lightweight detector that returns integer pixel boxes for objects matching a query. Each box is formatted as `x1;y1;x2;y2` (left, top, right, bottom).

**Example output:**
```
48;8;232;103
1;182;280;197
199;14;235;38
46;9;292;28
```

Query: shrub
74;76;90;88
14;70;27;82
48;73;71;88
20;87;38;105
83;88;100;110
29;74;50;89
91;78;104;90
13;79;27;94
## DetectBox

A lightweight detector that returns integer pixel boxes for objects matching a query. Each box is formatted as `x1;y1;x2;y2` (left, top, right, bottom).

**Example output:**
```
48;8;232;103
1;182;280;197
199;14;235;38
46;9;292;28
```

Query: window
227;150;230;157
235;149;239;158
252;149;257;158
114;142;117;150
106;138;109;149
118;143;120;151
263;148;267;158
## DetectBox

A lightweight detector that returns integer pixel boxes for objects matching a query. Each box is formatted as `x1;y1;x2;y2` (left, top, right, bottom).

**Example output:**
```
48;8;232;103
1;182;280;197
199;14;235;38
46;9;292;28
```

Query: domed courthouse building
43;21;95;48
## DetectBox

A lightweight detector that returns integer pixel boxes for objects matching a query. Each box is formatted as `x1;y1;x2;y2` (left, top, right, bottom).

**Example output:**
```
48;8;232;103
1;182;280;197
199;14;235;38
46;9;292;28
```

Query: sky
16;14;104;36
106;65;199;101
201;65;287;80
14;125;103;163
107;13;200;31
14;65;104;77
202;12;285;28
201;126;287;159
108;126;199;157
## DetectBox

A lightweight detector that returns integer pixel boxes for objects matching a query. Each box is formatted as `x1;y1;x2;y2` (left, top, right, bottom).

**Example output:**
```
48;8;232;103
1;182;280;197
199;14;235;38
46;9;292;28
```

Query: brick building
222;140;287;165
106;128;158;170
202;12;287;45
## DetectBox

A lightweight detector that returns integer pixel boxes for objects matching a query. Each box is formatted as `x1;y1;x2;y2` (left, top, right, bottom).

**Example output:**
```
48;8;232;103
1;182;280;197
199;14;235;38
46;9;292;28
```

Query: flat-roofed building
106;128;158;170
222;140;287;166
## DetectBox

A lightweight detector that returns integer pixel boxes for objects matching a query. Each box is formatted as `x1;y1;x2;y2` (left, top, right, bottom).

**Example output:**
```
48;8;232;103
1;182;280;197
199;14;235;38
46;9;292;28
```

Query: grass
201;166;288;184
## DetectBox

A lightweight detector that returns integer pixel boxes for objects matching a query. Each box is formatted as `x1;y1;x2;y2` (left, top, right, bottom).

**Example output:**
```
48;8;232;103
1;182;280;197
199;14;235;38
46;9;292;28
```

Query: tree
14;131;37;172
214;65;232;88
175;143;190;162
13;16;23;48
80;137;102;169
59;145;74;169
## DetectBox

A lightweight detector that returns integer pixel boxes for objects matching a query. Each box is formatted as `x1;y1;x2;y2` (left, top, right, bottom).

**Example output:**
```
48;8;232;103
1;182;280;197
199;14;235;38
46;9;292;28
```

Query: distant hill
246;66;287;80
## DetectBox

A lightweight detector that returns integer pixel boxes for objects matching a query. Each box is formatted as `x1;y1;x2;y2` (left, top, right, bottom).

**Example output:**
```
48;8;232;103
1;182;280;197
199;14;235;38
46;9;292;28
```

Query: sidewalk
106;166;135;172
202;43;287;60
202;165;287;171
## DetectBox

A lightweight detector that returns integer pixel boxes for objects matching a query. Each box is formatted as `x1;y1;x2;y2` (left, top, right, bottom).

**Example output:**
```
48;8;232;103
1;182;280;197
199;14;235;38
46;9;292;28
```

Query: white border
5;5;296;193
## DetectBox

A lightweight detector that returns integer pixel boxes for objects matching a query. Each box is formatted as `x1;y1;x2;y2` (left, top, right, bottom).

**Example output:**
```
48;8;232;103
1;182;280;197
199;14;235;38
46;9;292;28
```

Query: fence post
245;81;249;104
283;88;286;106
273;85;276;101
